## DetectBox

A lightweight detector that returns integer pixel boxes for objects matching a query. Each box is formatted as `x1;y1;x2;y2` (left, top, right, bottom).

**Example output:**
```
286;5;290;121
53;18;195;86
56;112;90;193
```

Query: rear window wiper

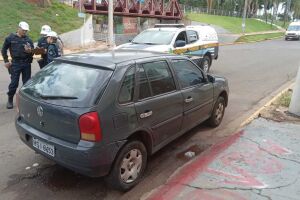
40;95;78;100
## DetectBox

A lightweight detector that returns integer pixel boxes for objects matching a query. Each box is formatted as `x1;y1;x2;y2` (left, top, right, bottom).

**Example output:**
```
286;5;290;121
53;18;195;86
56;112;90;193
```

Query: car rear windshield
132;30;175;45
21;61;113;107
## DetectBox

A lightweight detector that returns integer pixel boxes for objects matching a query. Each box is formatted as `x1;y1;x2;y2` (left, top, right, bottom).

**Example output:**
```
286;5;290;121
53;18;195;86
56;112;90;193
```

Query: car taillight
16;91;20;113
79;112;102;142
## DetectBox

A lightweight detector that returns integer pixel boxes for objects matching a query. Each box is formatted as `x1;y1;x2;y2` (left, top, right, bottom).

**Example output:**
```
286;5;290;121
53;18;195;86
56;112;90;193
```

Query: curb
240;81;295;127
220;35;284;46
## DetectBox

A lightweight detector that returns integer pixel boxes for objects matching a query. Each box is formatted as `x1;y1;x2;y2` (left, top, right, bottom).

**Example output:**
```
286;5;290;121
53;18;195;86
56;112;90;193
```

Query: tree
38;0;52;7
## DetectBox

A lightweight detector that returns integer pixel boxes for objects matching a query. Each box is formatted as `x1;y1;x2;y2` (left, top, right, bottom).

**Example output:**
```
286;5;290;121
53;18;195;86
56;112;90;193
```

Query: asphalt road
0;38;300;200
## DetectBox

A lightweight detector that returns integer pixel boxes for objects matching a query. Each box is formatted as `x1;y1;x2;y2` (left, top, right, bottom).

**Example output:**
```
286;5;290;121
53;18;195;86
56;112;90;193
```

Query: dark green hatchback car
15;50;229;191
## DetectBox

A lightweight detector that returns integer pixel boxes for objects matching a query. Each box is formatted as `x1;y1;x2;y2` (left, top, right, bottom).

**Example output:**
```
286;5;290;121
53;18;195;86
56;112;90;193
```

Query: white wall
60;15;95;48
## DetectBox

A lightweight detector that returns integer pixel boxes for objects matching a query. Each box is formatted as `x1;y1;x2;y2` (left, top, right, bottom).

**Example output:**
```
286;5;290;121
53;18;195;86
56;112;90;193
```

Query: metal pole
80;0;84;47
289;66;300;116
108;0;114;47
242;0;248;33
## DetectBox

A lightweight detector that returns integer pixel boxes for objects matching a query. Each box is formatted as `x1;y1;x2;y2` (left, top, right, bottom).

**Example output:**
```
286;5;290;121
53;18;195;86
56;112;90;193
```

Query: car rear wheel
208;96;225;127
201;55;211;73
105;140;147;191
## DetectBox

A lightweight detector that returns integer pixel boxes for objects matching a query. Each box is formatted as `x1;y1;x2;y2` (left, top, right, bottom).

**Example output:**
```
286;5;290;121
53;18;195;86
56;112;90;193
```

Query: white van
116;24;219;72
285;22;300;40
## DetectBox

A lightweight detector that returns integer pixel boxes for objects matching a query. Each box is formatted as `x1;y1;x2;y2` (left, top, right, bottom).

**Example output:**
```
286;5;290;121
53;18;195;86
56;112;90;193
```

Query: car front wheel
105;140;147;191
208;96;225;127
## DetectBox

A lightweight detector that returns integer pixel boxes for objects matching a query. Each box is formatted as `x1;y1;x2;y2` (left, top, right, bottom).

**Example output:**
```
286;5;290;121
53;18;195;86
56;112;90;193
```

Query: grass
276;91;292;107
273;20;289;29
0;0;83;47
187;13;279;34
235;32;284;43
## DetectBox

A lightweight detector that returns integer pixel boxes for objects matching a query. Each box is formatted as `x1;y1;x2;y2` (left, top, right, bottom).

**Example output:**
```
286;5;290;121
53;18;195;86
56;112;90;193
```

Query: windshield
132;30;175;45
287;25;300;31
21;61;113;107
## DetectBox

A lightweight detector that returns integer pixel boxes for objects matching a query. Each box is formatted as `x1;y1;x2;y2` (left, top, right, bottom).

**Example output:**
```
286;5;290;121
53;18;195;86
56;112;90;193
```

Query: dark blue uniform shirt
1;33;34;64
47;43;59;64
37;36;49;59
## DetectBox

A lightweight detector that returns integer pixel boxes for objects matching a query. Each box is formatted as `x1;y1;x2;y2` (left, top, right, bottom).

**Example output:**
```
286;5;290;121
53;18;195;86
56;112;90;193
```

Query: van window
287;25;300;31
187;30;199;43
175;31;187;44
132;30;175;45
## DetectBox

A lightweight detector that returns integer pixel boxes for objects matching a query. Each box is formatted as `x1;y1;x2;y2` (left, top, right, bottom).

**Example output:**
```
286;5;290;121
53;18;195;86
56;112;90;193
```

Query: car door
173;30;188;54
170;59;214;131
173;30;203;56
134;59;183;146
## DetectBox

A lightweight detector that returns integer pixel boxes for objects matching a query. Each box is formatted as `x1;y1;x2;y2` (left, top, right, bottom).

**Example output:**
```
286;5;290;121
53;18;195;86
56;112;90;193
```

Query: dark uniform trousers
7;62;31;97
1;33;34;98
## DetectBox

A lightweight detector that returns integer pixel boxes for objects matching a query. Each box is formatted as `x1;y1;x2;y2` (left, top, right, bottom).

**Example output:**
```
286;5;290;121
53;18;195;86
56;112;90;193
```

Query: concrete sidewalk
143;118;300;200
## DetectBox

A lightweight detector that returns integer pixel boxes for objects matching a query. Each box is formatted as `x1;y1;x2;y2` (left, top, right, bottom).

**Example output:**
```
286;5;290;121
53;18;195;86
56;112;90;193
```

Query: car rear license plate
32;138;55;157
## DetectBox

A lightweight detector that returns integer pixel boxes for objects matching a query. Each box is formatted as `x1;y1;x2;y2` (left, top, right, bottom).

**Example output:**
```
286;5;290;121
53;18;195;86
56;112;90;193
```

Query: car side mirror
207;74;215;83
129;40;132;42
175;40;186;48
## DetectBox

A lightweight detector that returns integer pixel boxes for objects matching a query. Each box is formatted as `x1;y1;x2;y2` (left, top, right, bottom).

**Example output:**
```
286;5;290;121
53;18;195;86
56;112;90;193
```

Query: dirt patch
259;89;300;123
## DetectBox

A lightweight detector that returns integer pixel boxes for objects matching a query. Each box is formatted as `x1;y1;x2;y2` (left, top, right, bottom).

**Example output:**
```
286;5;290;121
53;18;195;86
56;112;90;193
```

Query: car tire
208;96;225;127
105;140;147;191
200;55;211;73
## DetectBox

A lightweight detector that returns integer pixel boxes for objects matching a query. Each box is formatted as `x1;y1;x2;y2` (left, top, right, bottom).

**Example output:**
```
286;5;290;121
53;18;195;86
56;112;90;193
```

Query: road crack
242;136;300;166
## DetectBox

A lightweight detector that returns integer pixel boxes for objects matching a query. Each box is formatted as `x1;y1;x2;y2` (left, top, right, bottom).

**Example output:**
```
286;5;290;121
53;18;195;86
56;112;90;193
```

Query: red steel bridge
83;0;183;20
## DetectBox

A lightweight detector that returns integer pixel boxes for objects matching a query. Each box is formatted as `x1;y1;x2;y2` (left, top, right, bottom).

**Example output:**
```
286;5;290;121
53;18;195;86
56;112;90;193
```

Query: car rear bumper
15;117;126;177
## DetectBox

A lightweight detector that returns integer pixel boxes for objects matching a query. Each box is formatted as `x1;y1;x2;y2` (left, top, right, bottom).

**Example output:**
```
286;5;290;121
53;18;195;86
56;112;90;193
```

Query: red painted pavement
146;131;244;200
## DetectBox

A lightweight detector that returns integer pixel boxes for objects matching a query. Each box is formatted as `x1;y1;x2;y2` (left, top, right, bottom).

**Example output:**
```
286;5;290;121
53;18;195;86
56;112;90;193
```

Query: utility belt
12;57;32;64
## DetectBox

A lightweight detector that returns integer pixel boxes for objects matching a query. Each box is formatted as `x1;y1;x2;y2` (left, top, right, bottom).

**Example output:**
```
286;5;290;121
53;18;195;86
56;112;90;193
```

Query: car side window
187;30;199;44
138;61;176;99
172;60;204;88
138;66;152;100
118;66;135;104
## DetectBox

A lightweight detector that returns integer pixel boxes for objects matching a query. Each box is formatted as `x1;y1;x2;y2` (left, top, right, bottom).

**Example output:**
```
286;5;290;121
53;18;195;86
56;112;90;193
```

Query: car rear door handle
185;97;193;103
140;110;153;119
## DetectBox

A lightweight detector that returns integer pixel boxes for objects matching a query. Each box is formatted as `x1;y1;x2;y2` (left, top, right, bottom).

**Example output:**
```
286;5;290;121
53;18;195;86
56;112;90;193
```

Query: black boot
6;96;13;109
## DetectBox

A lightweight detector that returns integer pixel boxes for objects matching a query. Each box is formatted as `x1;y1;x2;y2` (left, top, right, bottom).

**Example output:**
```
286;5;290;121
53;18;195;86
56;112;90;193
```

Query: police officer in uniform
1;21;34;109
37;25;51;69
45;31;60;65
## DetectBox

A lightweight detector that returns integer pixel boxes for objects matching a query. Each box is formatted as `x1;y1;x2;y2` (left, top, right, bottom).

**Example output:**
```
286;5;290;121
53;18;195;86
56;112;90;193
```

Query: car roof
146;27;184;32
290;22;300;26
56;50;171;70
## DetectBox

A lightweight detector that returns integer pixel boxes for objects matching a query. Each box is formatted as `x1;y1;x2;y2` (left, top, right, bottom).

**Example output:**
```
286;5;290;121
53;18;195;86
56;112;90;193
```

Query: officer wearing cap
37;25;51;69
1;21;34;109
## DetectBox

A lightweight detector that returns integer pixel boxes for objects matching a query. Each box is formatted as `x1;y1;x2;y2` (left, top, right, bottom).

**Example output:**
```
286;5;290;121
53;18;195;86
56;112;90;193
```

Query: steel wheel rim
215;103;224;124
120;149;143;183
203;59;209;73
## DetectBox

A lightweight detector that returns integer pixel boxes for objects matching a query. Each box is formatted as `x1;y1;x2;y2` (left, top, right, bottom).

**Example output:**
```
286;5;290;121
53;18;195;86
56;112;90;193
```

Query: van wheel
201;55;211;73
105;140;147;191
208;96;225;127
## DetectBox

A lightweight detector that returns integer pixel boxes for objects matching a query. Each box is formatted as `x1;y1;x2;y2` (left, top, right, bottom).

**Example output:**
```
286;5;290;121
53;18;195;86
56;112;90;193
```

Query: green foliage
0;0;82;47
187;13;279;33
276;91;292;107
